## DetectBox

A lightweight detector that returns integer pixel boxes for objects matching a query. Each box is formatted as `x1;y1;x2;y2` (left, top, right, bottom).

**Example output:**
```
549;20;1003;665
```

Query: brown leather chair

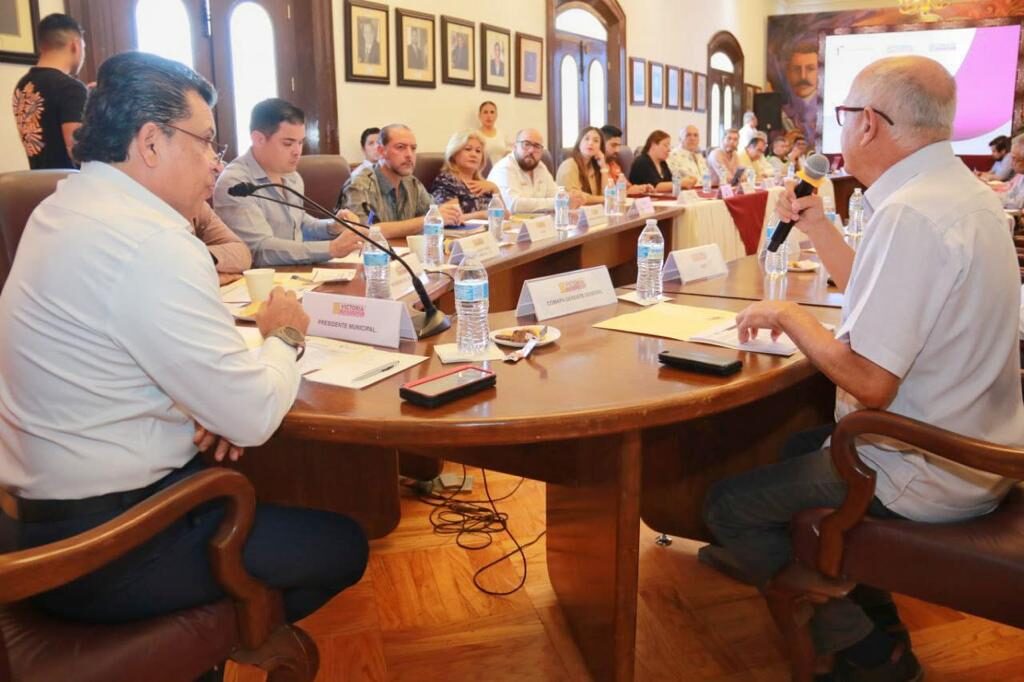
0;170;74;291
616;146;635;180
540;149;555;175
0;468;318;682
765;410;1024;682
296;154;351;213
412;152;446;193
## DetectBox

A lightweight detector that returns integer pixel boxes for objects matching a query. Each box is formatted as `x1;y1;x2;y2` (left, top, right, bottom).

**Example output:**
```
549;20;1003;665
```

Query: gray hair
850;56;955;149
379;123;412;146
742;111;756;125
442;129;486;178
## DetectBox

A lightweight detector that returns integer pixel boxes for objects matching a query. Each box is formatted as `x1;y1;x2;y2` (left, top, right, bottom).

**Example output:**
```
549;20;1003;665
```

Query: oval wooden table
235;290;839;682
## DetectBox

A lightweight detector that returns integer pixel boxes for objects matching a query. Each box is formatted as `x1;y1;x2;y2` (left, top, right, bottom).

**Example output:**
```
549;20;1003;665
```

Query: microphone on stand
766;153;830;252
228;181;451;339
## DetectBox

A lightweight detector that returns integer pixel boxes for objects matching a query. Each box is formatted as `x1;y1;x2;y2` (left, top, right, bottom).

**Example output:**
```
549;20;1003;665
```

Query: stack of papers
328;246;410;265
688;319;798;356
220;273;320;304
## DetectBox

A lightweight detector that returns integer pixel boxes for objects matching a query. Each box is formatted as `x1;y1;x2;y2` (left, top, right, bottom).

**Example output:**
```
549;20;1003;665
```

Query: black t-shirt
12;67;88;170
628;153;672;186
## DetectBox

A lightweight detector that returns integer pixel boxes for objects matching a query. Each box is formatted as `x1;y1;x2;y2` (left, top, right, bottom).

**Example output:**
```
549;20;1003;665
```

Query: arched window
560;54;580;145
710;52;734;73
706;32;745;150
588;60;606;128
230;2;278;155
555;7;607;41
710;83;721;148
135;0;194;68
723;85;733;131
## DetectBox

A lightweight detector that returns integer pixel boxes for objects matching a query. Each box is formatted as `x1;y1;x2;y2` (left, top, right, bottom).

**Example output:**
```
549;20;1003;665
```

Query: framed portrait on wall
648;61;664;108
441;16;474;86
629;57;645;105
666;66;680;109
481;24;511;93
681;69;694;111
515;33;543;99
0;0;38;64
344;0;389;84
695;72;707;113
396;9;435;88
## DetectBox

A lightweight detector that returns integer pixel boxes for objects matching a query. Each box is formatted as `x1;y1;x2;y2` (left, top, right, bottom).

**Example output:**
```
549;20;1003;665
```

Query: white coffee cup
243;268;275;303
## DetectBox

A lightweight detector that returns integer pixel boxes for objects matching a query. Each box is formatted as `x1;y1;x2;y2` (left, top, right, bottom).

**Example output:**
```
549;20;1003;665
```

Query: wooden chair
412;152;446;193
0;170;74;291
0;468;318;682
764;410;1024;682
296;154;351;213
617;146;635;180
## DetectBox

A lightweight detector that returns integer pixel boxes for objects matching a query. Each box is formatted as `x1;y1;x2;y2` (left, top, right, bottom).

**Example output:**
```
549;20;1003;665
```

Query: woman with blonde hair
555;126;609;205
430;130;502;220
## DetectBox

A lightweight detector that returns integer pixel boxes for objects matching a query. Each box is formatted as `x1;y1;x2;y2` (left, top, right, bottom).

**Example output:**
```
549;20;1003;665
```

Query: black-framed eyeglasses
835;106;895;127
517;139;545;152
165;124;228;162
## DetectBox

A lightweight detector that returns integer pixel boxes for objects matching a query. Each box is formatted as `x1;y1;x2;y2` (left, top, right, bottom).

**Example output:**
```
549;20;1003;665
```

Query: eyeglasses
516;140;545;152
835;106;895;127
165;124;228;162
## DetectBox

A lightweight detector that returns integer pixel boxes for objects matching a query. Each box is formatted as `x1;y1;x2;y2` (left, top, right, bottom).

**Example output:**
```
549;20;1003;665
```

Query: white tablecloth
665;187;785;262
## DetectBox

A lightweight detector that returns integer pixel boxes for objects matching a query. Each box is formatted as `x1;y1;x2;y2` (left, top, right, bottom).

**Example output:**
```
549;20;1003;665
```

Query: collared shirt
738;124;759;153
737;150;775;182
487;153;558;213
708;148;740;185
990;155;1015;182
190;202;252;274
213;150;337;266
834;141;1024;522
667;148;709;181
0;162;300;500
342;164;432;225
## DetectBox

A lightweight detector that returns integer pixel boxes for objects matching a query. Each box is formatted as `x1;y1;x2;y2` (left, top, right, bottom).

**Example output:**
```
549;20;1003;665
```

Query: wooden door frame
546;0;626;160
706;30;744;148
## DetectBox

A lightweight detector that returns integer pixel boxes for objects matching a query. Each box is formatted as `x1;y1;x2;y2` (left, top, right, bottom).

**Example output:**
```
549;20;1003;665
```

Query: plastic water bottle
554;186;570;232
671;170;682;197
635;219;664;302
604;176;618;215
487;195;504;242
846;187;864;249
786;162;796;180
455;256;490;355
763;222;788;279
822;195;838;227
701;170;712;194
615;174;628;213
422;204;444;268
363;225;391;298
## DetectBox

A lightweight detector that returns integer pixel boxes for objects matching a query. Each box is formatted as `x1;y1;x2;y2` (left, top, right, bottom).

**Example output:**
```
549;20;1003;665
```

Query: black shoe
835;644;923;682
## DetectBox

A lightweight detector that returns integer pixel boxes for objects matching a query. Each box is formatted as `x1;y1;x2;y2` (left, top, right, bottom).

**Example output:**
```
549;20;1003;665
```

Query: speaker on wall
753;92;784;137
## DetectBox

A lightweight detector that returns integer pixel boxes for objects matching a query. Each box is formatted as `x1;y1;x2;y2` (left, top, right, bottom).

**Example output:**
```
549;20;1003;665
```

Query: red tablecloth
723;192;769;255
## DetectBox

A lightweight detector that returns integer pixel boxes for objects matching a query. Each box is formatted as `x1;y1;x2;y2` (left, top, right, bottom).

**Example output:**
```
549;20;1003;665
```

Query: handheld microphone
229;181;450;338
766;153;830;252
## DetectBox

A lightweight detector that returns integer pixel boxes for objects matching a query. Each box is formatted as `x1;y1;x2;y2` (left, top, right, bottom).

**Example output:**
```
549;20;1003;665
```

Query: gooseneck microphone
229;181;451;339
766;153;830;252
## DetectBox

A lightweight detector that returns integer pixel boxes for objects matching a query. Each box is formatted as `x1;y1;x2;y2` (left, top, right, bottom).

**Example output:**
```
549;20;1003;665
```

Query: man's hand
734;300;799;343
568;189;586;209
193;422;244;462
774;182;831;239
438;200;463;225
329;229;363;258
255;287;310;337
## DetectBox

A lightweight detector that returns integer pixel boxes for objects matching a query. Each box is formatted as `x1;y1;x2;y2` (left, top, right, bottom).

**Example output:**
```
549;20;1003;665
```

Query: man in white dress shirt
0;52;367;628
487;128;584;213
667;125;709;185
705;56;1024;680
737;111;759;152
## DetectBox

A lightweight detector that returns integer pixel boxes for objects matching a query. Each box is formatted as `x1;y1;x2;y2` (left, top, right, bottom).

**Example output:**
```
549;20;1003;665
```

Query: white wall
332;0;548;162
620;0;770;151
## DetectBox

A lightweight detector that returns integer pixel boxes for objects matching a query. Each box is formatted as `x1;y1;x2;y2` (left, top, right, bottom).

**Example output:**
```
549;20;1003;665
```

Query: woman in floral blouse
431;130;503;221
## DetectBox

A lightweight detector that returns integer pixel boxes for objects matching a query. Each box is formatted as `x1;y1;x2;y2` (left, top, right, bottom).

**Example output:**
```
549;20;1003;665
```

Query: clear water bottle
846;187;864;250
487;195;504;242
763;222;788;279
422;204;444;268
745;168;756;189
635;219;664;302
822;195;838;227
554;186;571;232
671;171;682;197
701;170;712;194
454;256;490;355
363;225;391;298
615;173;628;213
786;162;796;180
604;176;617;215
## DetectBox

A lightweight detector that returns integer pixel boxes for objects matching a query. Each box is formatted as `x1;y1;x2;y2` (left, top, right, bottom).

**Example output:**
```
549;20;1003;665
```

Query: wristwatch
266;326;306;361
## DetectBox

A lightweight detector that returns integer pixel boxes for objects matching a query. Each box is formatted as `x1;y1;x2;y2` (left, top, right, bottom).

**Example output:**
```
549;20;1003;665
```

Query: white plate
788;260;819;273
489;326;561;348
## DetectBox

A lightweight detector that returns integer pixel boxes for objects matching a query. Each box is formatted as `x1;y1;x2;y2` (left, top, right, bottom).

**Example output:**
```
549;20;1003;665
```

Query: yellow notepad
593;303;735;341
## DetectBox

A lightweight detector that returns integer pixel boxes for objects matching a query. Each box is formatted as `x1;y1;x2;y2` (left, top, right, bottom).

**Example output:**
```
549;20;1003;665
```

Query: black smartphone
658;349;742;376
400;365;496;408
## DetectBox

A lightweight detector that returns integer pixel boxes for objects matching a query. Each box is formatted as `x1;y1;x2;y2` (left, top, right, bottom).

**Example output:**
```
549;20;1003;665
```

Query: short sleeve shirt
12;67;87;169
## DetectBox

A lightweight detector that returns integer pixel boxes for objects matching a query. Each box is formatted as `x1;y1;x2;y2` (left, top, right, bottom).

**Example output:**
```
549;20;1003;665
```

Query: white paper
328;246;410;265
433;343;505;364
515;266;618;321
688;320;797;357
304;348;427;389
220;275;317;304
310;268;356;283
617;291;672;306
303;292;415;349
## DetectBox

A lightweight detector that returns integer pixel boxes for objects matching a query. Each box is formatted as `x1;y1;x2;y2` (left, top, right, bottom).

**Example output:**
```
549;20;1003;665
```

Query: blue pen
367;210;376;224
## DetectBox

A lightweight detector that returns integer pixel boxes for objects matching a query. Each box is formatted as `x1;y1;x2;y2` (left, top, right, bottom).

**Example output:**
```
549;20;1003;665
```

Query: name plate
515;266;618;321
303;292;415;349
448;231;501;264
388;252;424;300
677;190;701;205
514;214;557;242
719;184;735;199
576;204;608;229
633;196;656;217
741;182;757;195
662;244;728;283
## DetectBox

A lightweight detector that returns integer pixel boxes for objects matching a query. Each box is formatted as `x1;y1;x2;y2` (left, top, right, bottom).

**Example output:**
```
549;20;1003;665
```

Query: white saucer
489;326;561;348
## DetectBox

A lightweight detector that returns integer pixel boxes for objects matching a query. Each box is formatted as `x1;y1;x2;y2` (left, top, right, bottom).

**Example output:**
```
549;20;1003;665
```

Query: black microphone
766;153;830;253
234;181;450;339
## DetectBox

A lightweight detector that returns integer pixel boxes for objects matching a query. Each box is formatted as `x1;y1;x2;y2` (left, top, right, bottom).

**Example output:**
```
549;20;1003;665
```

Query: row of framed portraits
628;58;763;114
344;0;543;98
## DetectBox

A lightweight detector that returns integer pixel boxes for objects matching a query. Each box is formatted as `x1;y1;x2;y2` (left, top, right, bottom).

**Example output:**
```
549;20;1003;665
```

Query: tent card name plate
576;204;608;229
512;214;557;242
662;244;728;283
303;292;415;349
448;232;501;264
719;184;735;199
515;266;617;321
677;190;700;205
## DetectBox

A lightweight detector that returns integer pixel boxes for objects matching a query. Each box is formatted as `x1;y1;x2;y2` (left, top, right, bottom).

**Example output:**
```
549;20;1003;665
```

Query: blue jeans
703;425;901;654
7;457;368;624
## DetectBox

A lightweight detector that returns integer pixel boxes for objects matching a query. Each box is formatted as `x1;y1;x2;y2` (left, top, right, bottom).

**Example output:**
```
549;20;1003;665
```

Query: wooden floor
227;466;1024;681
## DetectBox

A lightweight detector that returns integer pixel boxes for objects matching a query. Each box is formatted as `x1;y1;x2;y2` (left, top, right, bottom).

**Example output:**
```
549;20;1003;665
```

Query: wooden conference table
233;258;840;680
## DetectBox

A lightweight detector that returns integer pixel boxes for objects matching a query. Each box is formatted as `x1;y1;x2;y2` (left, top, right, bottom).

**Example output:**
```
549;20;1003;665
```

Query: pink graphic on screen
951;24;1019;141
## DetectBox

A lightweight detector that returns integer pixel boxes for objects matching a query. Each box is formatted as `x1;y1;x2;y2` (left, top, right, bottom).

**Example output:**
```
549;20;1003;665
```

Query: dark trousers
8;457;368;624
703;425;902;655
